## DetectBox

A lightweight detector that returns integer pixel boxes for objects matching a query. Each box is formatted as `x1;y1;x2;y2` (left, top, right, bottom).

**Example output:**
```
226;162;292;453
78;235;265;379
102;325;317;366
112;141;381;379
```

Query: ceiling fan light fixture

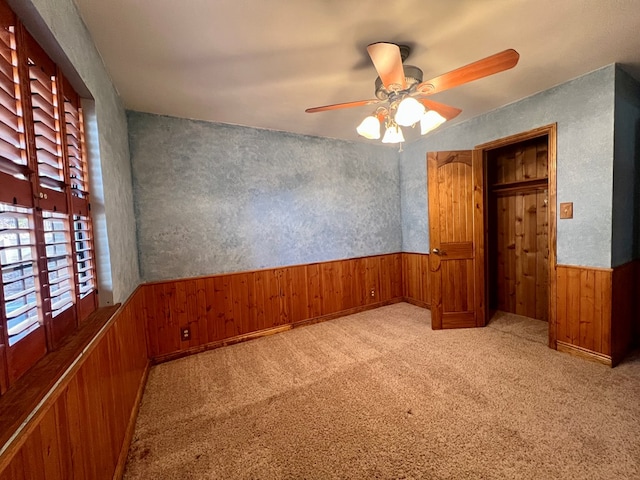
306;44;519;145
381;123;405;144
420;110;447;135
356;115;381;139
395;97;425;127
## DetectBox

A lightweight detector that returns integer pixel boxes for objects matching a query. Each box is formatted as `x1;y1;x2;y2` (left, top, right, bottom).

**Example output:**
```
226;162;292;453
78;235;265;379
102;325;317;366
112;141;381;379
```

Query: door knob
432;248;440;255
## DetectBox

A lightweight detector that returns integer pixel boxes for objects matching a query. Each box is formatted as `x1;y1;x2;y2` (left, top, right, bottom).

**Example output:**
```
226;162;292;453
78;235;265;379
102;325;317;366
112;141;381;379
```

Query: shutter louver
0;7;29;207
0;203;41;346
42;210;74;317
73;214;95;299
64;94;88;199
26;38;65;194
63;80;96;319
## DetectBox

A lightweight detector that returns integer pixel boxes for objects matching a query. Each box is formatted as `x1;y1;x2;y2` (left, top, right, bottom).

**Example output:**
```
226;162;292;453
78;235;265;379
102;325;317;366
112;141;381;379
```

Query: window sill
0;304;120;452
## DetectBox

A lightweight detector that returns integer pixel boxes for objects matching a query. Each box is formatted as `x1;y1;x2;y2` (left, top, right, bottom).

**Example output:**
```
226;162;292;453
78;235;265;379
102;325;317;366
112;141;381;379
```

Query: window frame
0;0;98;395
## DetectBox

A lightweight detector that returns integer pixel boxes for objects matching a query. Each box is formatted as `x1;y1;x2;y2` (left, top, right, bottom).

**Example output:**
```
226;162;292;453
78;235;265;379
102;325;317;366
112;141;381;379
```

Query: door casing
474;124;558;348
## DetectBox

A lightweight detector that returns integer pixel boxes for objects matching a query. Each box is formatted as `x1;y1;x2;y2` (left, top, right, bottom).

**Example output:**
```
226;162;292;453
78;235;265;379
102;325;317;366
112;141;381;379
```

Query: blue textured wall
399;149;428;253
612;66;640;266
401;65;616;268
128;112;400;281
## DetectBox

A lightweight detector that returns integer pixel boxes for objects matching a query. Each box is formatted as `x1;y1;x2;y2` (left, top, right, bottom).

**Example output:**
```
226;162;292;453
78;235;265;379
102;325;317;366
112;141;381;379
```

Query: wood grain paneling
491;138;548;185
556;264;612;362
402;252;430;308
477;124;557;346
488;136;549;321
543;260;638;366
611;260;639;365
144;253;405;362
3;254;635;480
0;288;149;479
636;263;640;346
428;150;478;329
491;191;548;320
382;253;403;301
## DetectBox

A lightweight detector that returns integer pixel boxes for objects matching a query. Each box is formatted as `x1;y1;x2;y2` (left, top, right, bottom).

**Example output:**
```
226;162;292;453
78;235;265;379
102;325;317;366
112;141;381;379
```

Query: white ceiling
72;0;640;144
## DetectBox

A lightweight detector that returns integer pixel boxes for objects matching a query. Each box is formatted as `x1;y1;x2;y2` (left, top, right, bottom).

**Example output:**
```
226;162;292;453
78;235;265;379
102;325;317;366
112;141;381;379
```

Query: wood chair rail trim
143;252;403;286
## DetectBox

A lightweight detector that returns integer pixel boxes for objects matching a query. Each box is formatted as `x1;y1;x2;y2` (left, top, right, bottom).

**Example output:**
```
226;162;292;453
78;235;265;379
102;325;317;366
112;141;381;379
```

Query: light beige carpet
124;303;640;479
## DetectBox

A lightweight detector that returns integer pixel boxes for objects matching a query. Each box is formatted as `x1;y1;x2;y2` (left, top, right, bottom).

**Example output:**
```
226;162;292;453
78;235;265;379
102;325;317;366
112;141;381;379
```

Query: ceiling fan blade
416;49;519;95
305;99;379;113
417;98;462;120
367;42;407;91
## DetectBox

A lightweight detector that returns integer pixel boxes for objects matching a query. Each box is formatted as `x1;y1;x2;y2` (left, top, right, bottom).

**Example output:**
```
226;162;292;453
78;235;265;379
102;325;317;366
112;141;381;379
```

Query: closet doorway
478;125;557;347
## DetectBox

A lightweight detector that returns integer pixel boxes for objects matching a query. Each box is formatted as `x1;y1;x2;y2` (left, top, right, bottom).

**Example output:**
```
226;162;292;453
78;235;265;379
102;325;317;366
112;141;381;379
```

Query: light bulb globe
420;110;446;135
381;125;405;144
356;115;381;139
395;97;425;127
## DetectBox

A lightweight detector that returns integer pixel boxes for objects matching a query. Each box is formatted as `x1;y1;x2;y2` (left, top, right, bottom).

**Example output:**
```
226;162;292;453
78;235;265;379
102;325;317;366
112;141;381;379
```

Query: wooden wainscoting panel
0;288;149;480
365;256;381;304
264;269;280;328
353;257;368;306
231;273;251;334
195;278;209;347
381;253;403;301
611;260;639;366
352;257;366;307
185;280;200;347
143;284;161;358
144;254;405;361
305;263;323;319
556;264;612;359
220;275;237;338
288;265;310;323
637;262;640;346
402;252;430;308
320;260;341;316
339;260;356;311
148;282;180;357
174;281;189;347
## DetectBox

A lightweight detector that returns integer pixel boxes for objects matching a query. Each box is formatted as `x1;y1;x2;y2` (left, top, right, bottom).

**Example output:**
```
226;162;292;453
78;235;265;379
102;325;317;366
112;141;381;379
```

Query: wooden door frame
475;124;558;349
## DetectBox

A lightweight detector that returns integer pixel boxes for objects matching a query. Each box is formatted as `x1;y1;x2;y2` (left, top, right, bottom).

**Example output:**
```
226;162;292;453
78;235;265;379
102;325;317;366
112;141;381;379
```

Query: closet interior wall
487;136;550;321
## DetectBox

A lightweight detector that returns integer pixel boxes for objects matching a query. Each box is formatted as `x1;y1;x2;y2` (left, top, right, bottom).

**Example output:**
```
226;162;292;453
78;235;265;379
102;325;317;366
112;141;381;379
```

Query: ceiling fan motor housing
374;65;424;100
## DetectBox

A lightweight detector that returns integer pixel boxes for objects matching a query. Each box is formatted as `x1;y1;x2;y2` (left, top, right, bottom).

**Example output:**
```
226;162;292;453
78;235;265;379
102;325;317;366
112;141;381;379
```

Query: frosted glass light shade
356;115;381;139
395;97;425;127
420;110;446;135
381;125;405;144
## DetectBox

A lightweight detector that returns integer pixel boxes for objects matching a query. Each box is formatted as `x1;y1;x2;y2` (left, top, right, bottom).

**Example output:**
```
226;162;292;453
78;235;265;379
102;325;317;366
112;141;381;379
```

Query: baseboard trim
151;298;404;364
403;297;430;309
113;359;151;480
556;341;612;367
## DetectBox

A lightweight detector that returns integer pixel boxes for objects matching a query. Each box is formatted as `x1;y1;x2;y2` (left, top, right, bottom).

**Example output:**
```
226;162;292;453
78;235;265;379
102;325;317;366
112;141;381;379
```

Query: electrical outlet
181;326;191;341
370;289;375;298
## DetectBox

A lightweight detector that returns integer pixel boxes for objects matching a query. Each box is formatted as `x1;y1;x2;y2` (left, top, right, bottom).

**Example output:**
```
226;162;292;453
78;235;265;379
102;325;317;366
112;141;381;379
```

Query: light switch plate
560;202;573;219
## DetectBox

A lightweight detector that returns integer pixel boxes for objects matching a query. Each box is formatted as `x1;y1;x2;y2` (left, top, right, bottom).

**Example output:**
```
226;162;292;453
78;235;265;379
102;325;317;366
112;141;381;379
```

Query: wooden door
428;150;485;329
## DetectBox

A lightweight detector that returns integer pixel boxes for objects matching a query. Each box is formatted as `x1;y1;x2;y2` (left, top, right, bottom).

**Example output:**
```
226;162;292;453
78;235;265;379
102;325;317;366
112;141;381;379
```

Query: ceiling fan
305;43;520;144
